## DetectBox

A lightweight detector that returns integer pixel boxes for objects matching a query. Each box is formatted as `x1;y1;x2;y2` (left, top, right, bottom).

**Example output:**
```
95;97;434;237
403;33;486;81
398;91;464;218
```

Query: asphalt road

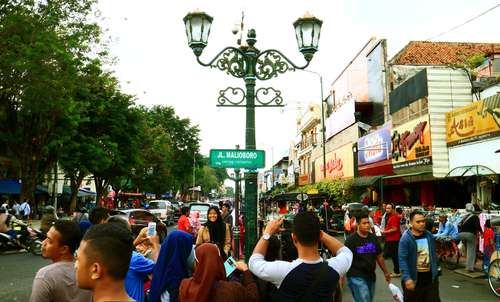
0;227;496;302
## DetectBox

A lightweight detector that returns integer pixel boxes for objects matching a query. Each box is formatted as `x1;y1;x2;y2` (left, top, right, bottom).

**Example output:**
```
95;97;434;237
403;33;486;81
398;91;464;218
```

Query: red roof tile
391;41;500;65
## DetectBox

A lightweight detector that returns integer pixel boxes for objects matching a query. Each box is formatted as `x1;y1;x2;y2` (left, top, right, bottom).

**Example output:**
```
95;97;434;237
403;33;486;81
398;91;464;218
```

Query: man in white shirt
249;211;353;301
19;200;31;220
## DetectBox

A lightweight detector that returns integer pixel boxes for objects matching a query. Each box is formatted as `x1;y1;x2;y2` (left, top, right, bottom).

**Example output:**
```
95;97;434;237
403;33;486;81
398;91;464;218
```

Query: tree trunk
94;175;109;206
69;172;85;214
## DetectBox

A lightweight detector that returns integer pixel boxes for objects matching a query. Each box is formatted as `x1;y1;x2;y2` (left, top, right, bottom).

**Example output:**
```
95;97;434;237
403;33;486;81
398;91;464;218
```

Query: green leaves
295;179;353;206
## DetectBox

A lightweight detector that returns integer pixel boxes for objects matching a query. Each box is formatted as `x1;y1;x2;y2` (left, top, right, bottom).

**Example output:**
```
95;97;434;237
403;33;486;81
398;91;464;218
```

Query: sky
96;0;500;170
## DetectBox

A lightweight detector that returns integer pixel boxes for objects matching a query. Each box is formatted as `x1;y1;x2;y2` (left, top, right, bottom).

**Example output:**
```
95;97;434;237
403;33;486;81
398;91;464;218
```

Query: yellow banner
315;143;354;181
446;96;500;146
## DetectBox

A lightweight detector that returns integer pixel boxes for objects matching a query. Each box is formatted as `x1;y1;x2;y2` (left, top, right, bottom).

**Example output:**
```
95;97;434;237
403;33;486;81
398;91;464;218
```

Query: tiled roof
391;41;500;65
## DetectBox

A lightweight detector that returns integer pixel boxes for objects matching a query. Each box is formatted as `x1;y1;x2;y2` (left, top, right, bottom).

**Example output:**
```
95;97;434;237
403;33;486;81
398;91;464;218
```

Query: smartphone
147;222;156;237
223;256;237;277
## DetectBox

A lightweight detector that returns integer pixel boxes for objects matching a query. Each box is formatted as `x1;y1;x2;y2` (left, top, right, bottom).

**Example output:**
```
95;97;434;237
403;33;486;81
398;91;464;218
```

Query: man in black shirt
457;203;482;272
319;200;334;230
345;213;390;302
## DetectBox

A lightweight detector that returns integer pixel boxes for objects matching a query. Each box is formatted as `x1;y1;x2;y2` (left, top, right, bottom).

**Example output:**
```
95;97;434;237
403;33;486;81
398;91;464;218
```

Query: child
483;219;495;272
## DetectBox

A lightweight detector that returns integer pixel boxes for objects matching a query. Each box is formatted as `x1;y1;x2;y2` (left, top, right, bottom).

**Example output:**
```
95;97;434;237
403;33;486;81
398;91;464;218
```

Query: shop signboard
357;126;391;166
391;115;432;170
298;174;309;186
445;96;500;146
325;98;356;139
315;143;354;181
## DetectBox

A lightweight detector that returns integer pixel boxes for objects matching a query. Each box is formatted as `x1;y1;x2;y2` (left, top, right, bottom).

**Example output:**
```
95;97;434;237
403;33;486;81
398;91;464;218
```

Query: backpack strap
299;261;329;302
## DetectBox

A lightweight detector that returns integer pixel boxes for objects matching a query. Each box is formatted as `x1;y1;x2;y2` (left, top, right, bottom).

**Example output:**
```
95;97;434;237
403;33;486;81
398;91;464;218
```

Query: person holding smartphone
179;243;259;302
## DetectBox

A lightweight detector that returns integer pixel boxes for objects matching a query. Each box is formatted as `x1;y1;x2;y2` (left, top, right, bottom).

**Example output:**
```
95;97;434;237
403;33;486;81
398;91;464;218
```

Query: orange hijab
179;243;226;302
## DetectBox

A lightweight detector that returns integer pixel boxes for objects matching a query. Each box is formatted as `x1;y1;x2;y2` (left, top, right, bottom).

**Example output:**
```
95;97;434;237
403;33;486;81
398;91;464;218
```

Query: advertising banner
445;96;500;146
325;98;356;139
315;144;354;181
391;115;432;170
357;126;391;166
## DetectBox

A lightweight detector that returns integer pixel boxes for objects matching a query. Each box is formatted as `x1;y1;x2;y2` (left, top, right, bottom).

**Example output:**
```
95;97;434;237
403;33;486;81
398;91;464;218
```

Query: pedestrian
196;206;231;259
177;206;192;234
457;203;482;272
396;207;408;235
179;243;259;302
378;202;387;229
221;202;233;229
249;212;353;301
319;199;334;231
149;231;194;302
75;223;135;302
399;210;440;301
12;200;20;217
345;213;391;302
434;213;458;240
482;219;495;272
381;203;401;277
108;215;161;302
88;207;110;225
19;199;31;220
30;220;92;302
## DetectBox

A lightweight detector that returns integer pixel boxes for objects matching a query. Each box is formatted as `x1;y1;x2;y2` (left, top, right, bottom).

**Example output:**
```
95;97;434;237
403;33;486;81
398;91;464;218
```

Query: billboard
358;126;391;166
331;38;377;107
391;115;432;170
315;144;354;181
325;98;355;139
445;95;500;146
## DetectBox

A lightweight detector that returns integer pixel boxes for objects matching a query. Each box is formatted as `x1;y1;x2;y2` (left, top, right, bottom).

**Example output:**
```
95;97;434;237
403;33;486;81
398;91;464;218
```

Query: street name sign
209;149;265;169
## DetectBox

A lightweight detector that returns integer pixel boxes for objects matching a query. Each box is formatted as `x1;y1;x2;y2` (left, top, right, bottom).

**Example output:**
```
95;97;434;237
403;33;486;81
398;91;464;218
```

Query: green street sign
209;149;265;169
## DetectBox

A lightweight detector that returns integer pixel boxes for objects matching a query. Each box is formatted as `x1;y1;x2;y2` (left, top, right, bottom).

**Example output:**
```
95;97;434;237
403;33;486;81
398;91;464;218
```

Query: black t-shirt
345;232;382;280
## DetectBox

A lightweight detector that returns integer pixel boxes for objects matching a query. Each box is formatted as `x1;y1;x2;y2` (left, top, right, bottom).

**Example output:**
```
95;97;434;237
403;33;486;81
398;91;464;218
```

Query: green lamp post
184;10;322;260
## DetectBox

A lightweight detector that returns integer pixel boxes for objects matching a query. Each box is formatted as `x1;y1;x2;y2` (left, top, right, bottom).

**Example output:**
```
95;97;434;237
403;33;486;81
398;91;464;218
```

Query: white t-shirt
249;246;353;289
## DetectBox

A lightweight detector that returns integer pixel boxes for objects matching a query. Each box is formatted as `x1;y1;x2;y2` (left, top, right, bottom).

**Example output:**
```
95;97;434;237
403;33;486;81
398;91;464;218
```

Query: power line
426;3;500;41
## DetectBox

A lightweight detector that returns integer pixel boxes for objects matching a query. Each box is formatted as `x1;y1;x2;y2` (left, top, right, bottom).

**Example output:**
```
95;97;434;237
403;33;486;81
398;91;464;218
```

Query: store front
314;143;354;182
445;96;500;209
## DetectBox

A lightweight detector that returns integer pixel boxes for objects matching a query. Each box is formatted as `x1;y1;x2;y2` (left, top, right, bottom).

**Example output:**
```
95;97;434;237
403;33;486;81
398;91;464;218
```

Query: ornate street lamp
183;10;322;260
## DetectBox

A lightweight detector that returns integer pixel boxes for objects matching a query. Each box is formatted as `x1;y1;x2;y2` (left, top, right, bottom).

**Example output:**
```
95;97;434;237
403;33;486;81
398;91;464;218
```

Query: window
392;97;428;126
149;202;167;209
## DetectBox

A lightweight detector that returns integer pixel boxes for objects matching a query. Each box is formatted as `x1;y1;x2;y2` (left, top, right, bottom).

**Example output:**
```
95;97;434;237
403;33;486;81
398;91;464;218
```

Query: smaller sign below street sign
209;149;265;169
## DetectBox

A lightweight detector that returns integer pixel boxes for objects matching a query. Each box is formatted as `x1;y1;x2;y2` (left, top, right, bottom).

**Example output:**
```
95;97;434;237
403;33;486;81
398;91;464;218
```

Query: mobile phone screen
147;222;156;237
223;256;237;277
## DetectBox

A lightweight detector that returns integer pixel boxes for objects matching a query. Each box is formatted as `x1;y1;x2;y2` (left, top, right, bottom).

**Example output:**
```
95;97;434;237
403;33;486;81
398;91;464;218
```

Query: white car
148;200;175;225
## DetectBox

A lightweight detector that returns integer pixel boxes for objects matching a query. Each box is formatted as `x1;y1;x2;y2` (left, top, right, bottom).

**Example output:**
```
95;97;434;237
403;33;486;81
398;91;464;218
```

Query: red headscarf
179;243;226;302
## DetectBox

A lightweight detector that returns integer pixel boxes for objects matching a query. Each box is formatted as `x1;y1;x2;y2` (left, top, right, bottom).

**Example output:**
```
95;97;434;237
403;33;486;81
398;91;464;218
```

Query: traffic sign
209;149;265;169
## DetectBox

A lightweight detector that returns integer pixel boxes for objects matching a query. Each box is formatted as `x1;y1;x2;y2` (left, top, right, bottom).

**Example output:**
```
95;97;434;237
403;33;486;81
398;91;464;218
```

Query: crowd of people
0;197;492;302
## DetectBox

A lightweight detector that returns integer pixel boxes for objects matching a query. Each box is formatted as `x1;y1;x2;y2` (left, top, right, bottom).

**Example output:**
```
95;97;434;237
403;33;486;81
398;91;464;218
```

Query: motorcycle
0;215;45;255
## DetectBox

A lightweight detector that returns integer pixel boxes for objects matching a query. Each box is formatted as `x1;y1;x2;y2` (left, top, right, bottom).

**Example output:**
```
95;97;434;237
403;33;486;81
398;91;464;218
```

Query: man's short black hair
292;211;320;247
53;220;82;254
89;207;110;225
409;210;425;221
181;206;189;216
82;223;134;280
356;213;369;223
106;215;131;232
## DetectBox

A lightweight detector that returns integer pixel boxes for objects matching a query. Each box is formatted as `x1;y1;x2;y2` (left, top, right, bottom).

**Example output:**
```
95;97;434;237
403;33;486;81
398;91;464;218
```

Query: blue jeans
347;276;375;302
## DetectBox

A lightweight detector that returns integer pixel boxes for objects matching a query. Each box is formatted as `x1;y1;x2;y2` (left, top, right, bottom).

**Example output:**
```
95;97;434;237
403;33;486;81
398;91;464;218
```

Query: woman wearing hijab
149;231;194;302
179;243;259;302
196;206;231;258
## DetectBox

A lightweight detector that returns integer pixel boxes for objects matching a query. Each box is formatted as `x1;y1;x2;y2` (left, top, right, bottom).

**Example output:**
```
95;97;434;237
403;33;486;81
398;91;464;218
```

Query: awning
0;180;20;194
382;171;431;179
352;175;383;187
445;165;497;177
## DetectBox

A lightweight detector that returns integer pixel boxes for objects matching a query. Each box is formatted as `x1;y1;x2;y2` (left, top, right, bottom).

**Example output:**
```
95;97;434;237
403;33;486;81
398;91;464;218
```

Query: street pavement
0;227;496;302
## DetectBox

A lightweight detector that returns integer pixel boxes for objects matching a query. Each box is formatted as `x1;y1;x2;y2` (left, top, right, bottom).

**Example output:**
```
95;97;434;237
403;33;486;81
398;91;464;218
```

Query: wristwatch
262;232;271;240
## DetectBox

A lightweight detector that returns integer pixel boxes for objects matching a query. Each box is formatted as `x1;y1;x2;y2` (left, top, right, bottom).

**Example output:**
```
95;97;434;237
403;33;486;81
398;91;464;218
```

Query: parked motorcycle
0;215;44;255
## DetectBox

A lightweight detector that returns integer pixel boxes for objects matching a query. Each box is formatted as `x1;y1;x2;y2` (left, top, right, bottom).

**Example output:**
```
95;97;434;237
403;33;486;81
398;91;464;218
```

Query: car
189;202;211;225
109;209;168;242
148;200;175;225
169;200;183;219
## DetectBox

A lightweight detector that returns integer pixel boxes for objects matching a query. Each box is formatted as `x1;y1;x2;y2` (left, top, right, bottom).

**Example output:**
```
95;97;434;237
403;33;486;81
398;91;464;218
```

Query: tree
131;105;201;197
0;0;100;203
